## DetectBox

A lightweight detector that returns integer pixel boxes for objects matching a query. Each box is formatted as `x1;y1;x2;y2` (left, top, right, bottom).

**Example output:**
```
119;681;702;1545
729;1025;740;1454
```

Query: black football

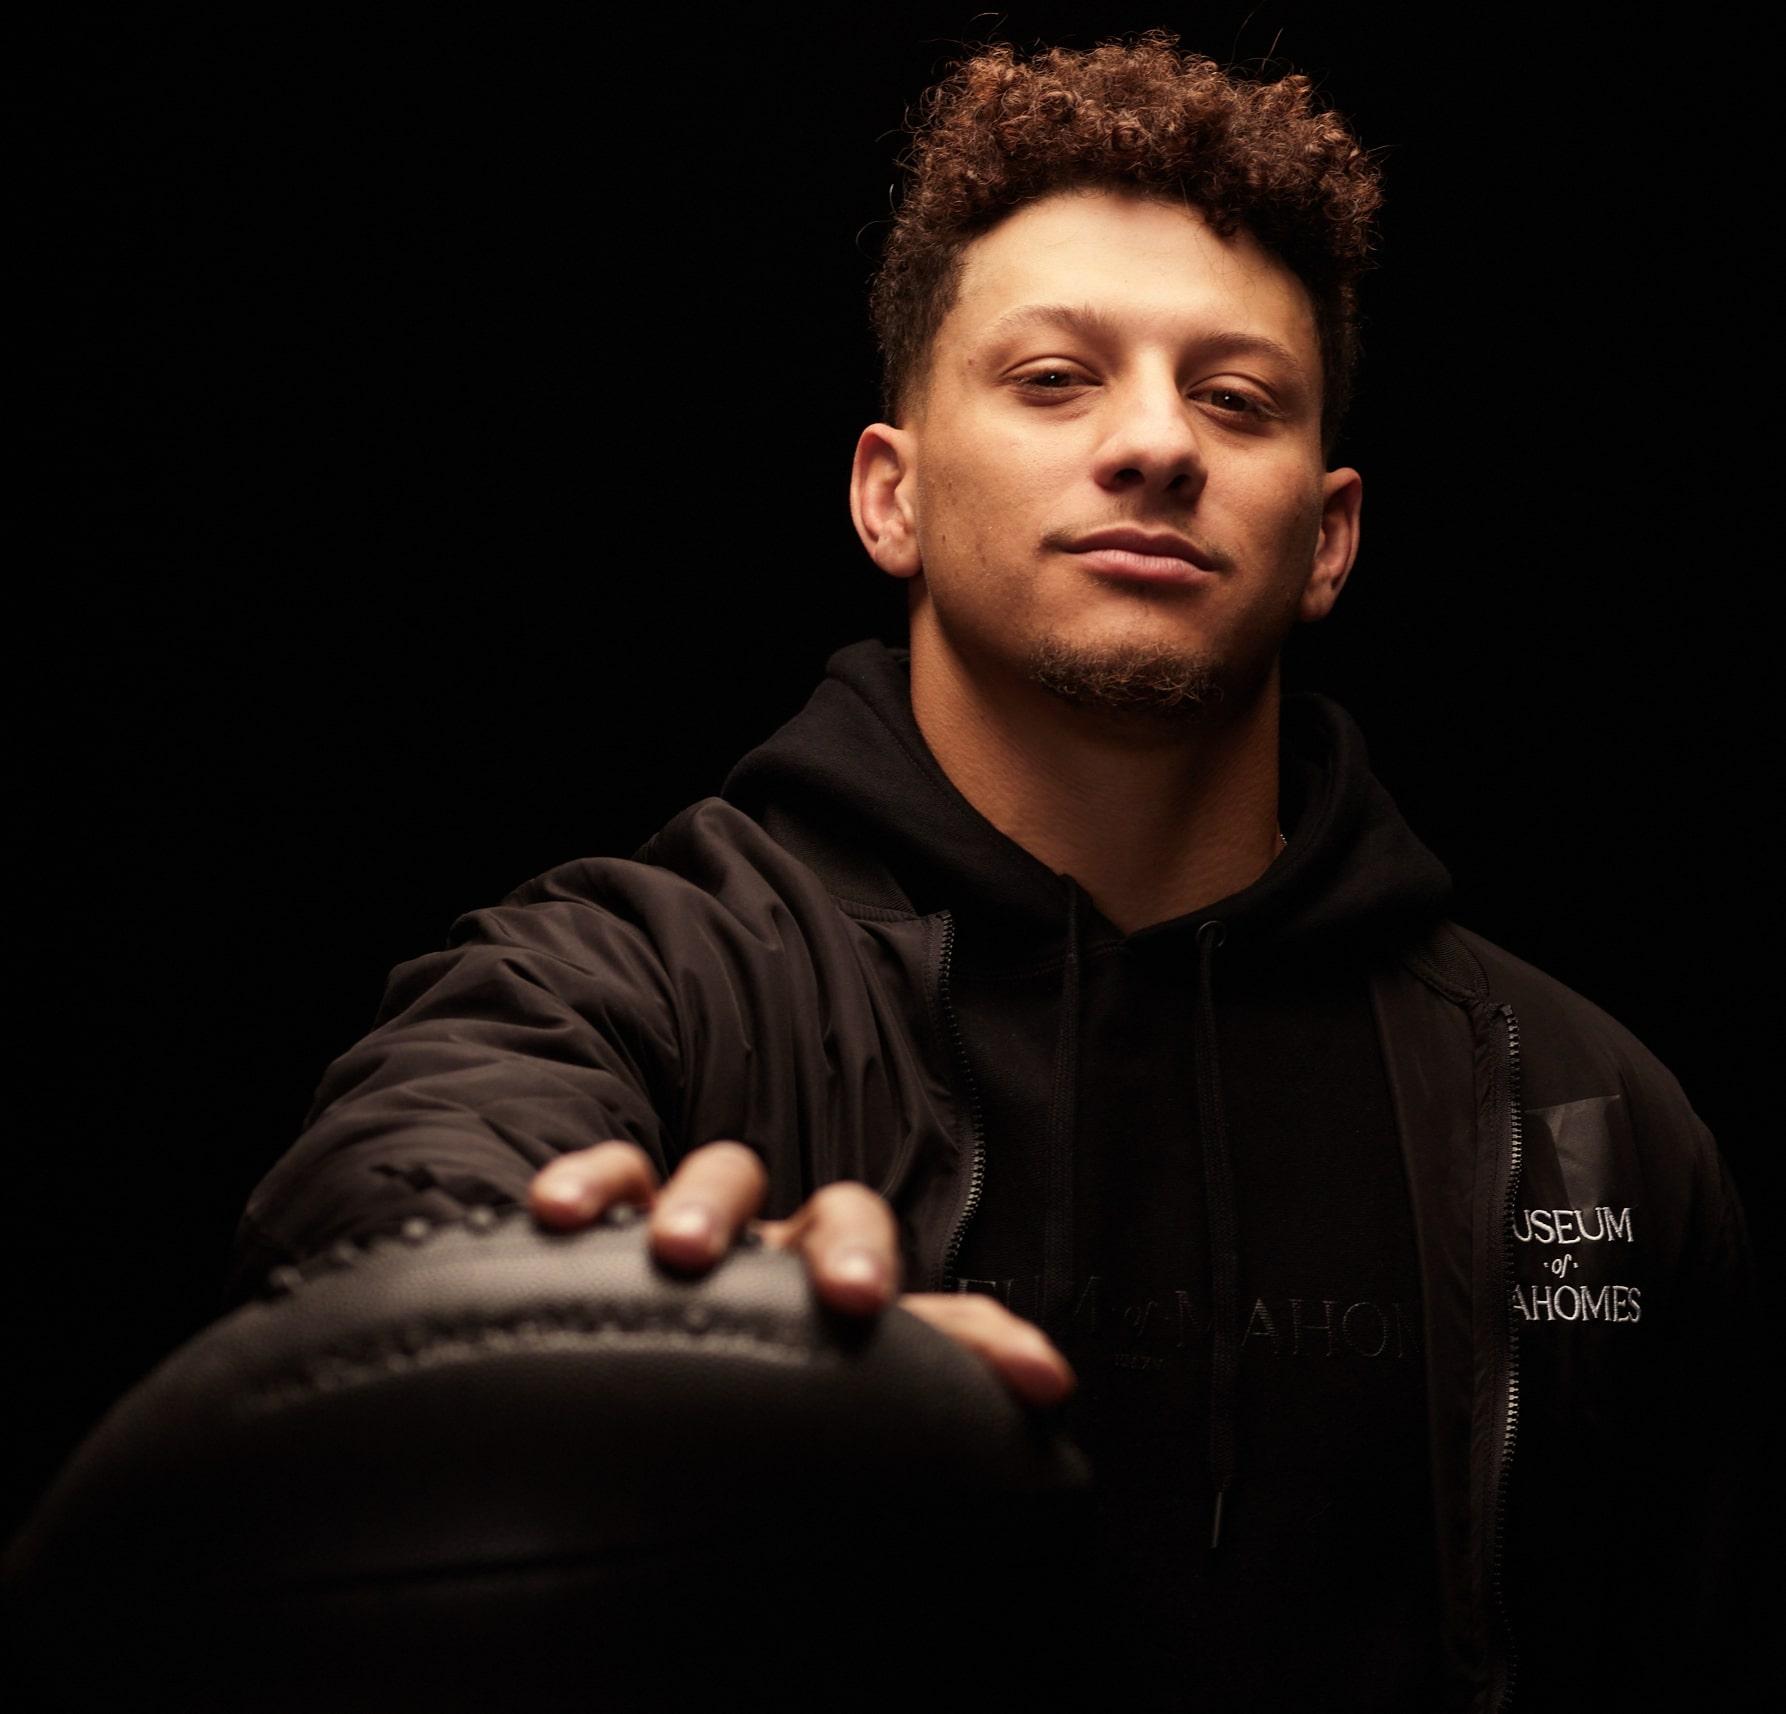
3;1206;1093;1713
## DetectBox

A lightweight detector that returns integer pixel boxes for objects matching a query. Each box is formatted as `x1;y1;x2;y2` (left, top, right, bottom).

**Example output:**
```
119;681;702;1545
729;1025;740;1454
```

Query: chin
1021;633;1231;722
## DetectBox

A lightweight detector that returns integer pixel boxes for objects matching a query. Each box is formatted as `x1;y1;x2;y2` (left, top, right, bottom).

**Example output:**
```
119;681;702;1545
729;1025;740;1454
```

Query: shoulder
1442;922;1686;1106
1435;921;1728;1200
446;798;904;981
463;800;821;925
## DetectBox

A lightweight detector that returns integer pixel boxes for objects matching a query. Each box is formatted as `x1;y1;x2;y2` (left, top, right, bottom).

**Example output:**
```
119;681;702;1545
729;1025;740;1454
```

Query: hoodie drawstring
1044;888;1241;1550
1194;917;1240;1551
1041;878;1082;1330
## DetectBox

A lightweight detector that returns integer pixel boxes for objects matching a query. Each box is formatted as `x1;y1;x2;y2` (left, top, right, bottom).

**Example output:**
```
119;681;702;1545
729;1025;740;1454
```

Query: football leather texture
4;1205;1094;1712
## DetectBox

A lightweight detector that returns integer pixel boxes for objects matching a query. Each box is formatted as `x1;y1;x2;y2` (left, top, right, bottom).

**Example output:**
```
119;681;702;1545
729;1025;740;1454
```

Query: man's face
857;186;1359;726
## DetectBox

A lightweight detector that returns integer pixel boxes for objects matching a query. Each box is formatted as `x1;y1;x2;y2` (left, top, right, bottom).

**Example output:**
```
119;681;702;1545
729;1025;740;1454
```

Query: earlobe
850;425;923;580
1299;466;1363;623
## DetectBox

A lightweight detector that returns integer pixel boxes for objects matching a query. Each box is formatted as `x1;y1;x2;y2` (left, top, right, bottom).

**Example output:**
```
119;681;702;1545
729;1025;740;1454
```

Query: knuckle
695;1139;768;1187
988;1306;1046;1349
810;1180;897;1228
927;1295;997;1334
921;1302;997;1347
594;1140;656;1178
957;1306;1014;1335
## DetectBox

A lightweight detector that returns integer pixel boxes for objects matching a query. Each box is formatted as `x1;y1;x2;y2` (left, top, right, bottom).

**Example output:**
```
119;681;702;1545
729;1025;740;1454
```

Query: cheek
923;439;1033;568
1239;467;1323;561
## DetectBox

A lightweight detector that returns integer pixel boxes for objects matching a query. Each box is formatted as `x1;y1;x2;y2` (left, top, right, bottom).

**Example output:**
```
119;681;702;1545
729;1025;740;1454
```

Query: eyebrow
975;301;1312;384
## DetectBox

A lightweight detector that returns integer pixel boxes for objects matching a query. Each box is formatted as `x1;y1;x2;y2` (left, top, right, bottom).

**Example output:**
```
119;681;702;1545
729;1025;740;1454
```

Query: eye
1194;385;1281;422
1014;367;1086;393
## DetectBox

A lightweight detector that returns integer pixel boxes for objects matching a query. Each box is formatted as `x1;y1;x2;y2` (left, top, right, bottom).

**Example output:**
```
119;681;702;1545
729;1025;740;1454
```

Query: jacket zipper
1490;1001;1526;1711
935;911;988;1293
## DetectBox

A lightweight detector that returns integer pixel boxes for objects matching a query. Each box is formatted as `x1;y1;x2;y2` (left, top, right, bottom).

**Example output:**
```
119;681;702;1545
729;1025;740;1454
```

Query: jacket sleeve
1670;1118;1761;1700
223;864;688;1308
1600;1098;1761;1702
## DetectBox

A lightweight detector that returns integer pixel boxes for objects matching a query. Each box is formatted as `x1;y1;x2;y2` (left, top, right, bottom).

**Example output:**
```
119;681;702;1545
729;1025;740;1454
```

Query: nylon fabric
216;635;1757;1708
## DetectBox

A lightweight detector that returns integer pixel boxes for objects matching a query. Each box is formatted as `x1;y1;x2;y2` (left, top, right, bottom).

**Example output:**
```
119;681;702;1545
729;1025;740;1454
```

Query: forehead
945;187;1318;367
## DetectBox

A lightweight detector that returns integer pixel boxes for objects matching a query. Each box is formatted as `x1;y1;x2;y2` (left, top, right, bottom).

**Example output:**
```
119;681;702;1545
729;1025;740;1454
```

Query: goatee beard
1023;636;1226;722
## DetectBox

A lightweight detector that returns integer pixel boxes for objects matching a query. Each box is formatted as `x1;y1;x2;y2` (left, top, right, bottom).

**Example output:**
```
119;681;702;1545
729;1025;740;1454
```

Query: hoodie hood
723;638;1452;959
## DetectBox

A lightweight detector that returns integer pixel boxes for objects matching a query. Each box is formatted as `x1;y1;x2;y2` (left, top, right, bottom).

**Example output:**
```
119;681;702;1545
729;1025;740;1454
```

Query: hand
527;1139;1075;1408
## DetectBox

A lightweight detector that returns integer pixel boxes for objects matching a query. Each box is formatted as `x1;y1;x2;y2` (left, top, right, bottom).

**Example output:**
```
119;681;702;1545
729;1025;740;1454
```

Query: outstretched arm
224;864;1076;1407
224;882;691;1306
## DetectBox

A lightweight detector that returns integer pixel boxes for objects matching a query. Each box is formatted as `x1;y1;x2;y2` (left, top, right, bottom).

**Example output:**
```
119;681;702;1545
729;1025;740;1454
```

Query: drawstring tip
1209;1484;1229;1553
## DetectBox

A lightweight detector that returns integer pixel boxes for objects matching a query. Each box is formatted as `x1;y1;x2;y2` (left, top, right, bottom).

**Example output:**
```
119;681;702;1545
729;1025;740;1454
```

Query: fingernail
539;1177;590;1216
830;1247;889;1293
657;1203;717;1249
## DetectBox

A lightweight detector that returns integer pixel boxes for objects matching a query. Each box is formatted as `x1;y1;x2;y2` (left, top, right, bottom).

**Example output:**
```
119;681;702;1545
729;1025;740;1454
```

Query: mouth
1064;528;1222;586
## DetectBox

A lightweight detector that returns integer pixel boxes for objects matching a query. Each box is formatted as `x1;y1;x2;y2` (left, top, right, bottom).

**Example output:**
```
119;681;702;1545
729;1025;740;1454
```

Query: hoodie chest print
1511;1095;1643;1326
958;1274;1421;1369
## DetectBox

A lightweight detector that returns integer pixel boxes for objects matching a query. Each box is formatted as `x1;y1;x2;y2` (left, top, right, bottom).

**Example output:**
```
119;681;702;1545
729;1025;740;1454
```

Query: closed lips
1068;529;1216;569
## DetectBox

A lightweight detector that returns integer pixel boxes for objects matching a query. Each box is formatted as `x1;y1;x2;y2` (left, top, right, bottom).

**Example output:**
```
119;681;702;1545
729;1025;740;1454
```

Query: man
228;32;1754;1711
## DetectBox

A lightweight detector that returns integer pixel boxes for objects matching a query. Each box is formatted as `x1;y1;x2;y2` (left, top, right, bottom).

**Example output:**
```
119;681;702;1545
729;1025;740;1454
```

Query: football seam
239;1314;818;1416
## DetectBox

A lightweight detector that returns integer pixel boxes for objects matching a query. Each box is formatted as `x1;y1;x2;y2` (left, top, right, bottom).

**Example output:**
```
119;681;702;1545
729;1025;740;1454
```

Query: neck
909;626;1284;937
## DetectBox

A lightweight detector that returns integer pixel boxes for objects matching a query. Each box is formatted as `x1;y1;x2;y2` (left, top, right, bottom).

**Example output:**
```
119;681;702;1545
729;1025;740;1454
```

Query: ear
850;424;922;579
1298;465;1363;622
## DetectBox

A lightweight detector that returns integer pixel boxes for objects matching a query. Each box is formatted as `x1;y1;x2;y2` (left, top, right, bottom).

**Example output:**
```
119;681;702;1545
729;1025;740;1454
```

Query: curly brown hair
867;29;1384;457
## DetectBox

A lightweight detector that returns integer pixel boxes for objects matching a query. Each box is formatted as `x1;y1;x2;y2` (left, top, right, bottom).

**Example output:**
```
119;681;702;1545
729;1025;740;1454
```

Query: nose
1090;368;1209;502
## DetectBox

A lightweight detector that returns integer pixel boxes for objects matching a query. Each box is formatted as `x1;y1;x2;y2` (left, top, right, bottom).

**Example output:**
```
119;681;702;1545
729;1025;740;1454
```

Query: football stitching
240;1310;816;1416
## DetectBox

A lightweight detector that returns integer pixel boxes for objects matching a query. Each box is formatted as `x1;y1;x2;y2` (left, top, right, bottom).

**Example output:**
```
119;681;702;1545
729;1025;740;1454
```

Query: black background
14;6;1776;1542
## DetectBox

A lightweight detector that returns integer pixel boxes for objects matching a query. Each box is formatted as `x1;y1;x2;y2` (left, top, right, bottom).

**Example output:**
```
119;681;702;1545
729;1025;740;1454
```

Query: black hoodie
725;641;1456;1708
228;638;1755;1711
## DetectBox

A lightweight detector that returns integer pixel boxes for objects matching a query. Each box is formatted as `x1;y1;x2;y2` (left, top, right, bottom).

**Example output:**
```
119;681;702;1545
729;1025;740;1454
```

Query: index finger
529;1139;660;1228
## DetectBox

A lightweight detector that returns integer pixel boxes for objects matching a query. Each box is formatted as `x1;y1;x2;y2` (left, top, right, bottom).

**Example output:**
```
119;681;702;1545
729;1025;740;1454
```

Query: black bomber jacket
228;641;1757;1711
